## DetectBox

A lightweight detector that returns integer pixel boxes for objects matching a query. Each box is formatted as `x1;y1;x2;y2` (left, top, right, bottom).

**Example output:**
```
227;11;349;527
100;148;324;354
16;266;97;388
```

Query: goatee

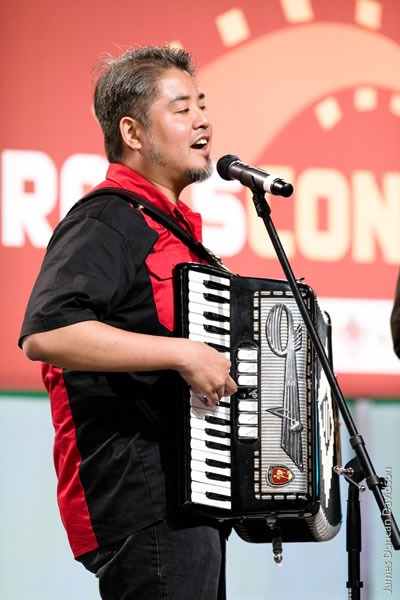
186;159;213;184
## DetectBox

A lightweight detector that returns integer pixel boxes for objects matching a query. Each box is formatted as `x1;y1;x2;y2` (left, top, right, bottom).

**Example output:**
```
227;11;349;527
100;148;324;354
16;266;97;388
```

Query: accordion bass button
237;426;258;439
238;413;258;425
237;348;258;361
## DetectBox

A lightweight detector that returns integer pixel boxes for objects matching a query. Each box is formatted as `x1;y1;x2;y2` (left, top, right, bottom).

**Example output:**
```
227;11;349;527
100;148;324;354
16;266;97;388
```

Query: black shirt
19;169;204;557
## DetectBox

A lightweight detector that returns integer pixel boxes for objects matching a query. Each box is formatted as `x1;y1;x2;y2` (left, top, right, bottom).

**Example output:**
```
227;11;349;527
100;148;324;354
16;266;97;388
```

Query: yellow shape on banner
314;97;342;130
280;0;313;23
215;8;250;47
389;94;400;118
168;40;184;49
354;87;378;111
354;0;382;30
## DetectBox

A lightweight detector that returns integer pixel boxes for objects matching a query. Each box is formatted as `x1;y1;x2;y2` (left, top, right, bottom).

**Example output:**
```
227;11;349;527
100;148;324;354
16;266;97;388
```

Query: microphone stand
249;187;400;597
339;457;365;600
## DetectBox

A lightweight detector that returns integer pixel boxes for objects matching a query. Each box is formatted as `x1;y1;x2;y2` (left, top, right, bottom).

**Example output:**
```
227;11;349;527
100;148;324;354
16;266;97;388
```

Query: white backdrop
1;394;399;600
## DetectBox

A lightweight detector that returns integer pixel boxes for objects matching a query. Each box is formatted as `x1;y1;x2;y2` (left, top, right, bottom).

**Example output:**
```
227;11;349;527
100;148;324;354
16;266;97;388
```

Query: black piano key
218;400;231;408
206;471;231;482
203;310;230;323
204;324;230;335
206;491;231;502
206;440;230;451
205;415;230;426
205;458;230;469
204;292;230;304
205;427;230;439
207;342;230;353
203;279;230;292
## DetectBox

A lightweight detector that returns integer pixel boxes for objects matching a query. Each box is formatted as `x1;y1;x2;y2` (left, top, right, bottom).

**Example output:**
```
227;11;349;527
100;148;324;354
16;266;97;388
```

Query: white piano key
190;402;231;422
218;396;231;405
188;270;231;289
190;427;231;446
188;290;230;311
191;459;231;478
188;289;230;310
238;400;258;412
191;490;232;510
191;479;231;499
188;311;209;326
191;449;231;471
188;325;223;342
188;322;230;346
190;466;231;488
188;312;230;330
188;279;231;300
238;413;258;425
188;298;230;319
190;417;231;438
191;447;231;466
238;426;258;438
190;414;231;431
237;348;258;361
190;437;231;457
237;375;257;386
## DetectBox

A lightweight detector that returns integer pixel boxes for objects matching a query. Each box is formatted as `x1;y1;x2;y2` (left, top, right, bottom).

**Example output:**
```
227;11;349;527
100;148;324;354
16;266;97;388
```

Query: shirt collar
97;162;203;240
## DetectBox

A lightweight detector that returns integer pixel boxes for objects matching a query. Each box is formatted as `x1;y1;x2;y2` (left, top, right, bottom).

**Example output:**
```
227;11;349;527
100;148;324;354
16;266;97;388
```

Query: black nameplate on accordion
174;262;341;543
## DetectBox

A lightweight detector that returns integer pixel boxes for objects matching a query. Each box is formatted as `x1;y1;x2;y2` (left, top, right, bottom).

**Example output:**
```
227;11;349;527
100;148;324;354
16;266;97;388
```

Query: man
19;45;237;599
391;271;400;358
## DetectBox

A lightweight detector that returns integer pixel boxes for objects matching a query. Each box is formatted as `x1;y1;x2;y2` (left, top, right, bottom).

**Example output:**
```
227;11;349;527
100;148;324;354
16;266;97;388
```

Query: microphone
216;154;293;197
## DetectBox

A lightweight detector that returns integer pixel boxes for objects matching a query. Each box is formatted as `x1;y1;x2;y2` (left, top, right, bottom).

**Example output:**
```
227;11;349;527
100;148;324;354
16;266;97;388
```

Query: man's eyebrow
169;92;206;104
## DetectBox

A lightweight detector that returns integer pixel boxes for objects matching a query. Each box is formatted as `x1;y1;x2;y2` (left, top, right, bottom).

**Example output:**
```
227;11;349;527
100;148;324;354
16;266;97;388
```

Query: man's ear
119;117;142;150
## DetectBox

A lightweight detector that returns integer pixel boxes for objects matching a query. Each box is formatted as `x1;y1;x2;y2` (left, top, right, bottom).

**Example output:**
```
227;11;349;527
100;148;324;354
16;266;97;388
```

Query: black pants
79;519;227;600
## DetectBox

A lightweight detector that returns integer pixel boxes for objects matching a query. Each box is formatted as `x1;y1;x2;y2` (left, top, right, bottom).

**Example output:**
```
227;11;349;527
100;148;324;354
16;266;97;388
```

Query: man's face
139;67;213;193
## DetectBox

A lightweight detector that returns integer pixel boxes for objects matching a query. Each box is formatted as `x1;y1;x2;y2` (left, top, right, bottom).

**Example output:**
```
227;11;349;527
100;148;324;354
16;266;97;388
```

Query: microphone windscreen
216;154;240;180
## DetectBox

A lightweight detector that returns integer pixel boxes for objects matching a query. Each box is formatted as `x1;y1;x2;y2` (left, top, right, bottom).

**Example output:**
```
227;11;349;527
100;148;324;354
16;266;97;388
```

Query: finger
214;384;223;399
224;376;237;396
208;390;220;405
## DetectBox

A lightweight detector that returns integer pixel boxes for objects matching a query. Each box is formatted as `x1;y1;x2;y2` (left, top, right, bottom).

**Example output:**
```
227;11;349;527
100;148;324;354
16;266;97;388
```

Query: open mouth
191;138;208;150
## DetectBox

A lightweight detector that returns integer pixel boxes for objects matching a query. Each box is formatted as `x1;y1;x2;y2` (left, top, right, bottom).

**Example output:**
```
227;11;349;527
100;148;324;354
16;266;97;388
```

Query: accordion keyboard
186;268;233;510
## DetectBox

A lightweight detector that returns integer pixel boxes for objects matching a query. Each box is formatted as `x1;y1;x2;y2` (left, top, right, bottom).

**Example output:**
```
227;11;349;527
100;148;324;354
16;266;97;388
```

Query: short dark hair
93;45;196;162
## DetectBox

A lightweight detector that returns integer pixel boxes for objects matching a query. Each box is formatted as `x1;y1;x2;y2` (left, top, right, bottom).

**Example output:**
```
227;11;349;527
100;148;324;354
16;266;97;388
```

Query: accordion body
175;262;341;544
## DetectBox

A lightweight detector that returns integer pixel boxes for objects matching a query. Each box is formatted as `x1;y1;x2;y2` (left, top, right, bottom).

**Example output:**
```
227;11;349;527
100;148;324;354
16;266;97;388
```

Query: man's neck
120;158;183;206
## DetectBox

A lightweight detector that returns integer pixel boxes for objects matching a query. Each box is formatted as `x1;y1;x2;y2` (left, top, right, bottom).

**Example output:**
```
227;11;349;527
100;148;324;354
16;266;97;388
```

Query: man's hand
176;339;237;405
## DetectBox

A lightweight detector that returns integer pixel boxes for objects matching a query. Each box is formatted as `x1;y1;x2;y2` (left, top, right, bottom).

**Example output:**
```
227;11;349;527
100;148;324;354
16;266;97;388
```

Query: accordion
175;262;341;545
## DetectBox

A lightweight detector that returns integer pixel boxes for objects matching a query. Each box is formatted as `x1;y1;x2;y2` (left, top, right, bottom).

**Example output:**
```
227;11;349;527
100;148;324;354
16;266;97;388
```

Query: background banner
1;0;399;396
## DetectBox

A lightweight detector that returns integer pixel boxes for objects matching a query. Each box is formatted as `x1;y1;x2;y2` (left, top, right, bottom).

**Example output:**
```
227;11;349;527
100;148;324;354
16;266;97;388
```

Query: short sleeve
19;199;157;345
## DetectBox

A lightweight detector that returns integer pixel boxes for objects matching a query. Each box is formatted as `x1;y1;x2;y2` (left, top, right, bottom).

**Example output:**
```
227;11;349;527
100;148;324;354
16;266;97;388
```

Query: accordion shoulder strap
76;187;231;273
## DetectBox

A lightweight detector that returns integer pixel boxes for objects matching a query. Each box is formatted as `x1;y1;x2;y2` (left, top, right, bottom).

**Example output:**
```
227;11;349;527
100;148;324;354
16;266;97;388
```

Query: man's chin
186;161;213;184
